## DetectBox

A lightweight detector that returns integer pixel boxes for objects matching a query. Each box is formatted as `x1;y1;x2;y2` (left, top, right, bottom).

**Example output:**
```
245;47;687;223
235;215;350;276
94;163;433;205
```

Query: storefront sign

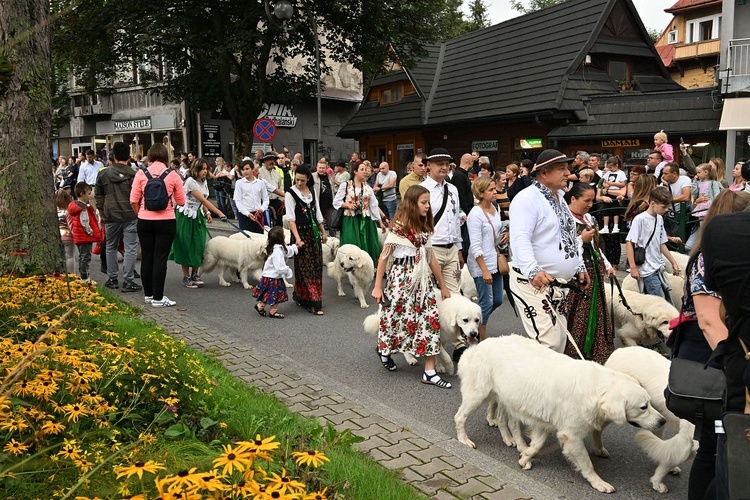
258;104;297;128
201;123;222;157
601;139;640;147
397;144;414;150
472;140;498;151
114;118;152;132
519;138;543;149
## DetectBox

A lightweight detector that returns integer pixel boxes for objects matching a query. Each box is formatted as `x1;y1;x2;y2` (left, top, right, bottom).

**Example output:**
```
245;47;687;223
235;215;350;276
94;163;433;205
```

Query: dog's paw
669;466;681;475
219;281;231;287
458;437;476;449
593;447;610;458
242;283;253;290
360;303;369;309
338;291;346;297
403;354;418;366
652;482;668;494
592;480;615;493
518;457;533;470
486;416;498;427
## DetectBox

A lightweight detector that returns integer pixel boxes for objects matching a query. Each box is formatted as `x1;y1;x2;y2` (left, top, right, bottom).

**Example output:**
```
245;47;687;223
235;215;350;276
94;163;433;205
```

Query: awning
719;97;750;130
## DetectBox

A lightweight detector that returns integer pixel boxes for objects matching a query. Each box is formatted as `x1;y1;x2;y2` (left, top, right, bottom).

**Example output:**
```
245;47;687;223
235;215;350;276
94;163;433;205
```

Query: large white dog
326;244;374;308
363;294;482;375
454;335;665;493
605;347;698;493
459;266;479;302
200;235;266;289
605;286;678;347
321;237;340;266
622;274;685;311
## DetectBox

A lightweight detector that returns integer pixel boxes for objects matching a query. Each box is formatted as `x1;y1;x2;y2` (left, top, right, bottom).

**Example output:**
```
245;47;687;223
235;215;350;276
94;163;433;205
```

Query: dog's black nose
657;417;666;427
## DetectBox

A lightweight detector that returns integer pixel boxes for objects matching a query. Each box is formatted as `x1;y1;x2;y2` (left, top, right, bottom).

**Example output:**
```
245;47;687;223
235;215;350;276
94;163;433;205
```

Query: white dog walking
454;335;665;493
327;244;374;308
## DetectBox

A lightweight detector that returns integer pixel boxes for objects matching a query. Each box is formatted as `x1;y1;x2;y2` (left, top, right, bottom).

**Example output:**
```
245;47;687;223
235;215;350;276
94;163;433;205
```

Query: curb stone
115;291;561;500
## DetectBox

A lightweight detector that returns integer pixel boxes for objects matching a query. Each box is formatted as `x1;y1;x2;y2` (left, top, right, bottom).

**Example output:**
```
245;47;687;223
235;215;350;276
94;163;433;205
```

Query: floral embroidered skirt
169;209;207;268
378;260;441;357
561;257;614;364
291;224;323;309
252;277;288;305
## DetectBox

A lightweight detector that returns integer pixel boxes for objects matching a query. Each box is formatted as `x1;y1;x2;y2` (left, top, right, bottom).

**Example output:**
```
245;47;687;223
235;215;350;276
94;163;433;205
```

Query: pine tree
509;0;565;14
466;0;491;32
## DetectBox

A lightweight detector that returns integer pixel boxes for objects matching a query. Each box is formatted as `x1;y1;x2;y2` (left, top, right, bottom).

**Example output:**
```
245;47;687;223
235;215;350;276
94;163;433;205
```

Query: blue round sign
253;118;277;143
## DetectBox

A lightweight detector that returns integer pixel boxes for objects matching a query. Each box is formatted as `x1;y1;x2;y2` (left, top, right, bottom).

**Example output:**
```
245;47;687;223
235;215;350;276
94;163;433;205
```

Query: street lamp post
265;0;323;161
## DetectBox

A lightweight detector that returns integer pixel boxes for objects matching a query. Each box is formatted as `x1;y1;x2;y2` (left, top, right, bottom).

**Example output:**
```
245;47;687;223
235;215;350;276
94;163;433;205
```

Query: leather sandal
268;311;284;319
379;352;397;371
254;304;267;317
421;372;452;389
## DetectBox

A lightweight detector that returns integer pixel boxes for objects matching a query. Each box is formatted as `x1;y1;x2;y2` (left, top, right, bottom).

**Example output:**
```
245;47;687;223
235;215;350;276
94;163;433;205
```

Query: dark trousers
76;243;93;279
238;213;263;234
689;416;717;500
137;218;176;301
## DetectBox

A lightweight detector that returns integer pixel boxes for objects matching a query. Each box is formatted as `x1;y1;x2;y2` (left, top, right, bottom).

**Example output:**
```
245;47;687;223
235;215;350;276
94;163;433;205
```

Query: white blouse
332;181;381;221
262;244;298;279
284;187;324;224
177;177;208;219
466;206;507;278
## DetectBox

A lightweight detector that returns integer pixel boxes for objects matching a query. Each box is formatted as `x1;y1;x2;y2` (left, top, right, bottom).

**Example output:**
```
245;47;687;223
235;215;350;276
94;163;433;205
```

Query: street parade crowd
52;130;750;499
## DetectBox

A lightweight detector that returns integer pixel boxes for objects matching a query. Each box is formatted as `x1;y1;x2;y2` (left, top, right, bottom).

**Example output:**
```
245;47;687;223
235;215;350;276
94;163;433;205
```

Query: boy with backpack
67;182;102;282
625;186;681;298
130;143;186;307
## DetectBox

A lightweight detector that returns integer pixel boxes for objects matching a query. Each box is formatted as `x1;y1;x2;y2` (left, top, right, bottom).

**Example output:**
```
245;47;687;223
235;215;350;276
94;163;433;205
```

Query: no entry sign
253;118;277;143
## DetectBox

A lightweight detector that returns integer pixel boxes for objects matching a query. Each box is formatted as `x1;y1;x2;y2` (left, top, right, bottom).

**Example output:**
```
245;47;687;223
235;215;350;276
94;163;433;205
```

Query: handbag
328;182;347;231
723;337;750;500
665;319;725;425
481;208;509;276
633;215;657;266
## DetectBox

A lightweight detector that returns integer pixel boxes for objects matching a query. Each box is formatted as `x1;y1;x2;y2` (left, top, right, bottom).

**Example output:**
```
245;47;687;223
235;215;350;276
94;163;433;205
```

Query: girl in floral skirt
371;185;452;388
252;227;299;319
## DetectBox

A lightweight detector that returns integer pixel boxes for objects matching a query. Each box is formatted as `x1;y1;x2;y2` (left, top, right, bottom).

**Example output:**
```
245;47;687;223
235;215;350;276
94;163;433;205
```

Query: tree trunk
0;0;65;275
232;110;261;162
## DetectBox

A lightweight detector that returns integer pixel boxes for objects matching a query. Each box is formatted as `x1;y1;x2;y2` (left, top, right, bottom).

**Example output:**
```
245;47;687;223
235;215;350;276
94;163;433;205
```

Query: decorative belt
432;243;454;249
393;256;416;265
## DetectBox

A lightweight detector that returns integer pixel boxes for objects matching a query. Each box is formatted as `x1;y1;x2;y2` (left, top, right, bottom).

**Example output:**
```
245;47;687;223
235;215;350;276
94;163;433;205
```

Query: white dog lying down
199;236;266;289
326;244;374;308
455;335;666;493
605;347;698;493
605;286;678;347
363;294;481;375
622;274;685;311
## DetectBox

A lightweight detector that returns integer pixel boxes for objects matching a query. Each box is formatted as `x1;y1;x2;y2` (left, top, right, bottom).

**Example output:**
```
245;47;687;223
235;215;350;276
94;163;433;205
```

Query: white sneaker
144;296;153;304
600;226;610;234
611;226;620;234
151;296;176;307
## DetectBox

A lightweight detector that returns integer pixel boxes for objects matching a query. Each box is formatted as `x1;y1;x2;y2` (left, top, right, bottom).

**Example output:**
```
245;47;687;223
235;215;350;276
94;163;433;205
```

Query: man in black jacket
450;153;474;261
95;141;141;292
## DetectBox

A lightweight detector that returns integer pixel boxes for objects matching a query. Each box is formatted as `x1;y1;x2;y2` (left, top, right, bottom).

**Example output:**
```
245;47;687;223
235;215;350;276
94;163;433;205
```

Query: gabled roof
547;89;722;139
665;0;722;14
657;44;676;67
340;0;676;137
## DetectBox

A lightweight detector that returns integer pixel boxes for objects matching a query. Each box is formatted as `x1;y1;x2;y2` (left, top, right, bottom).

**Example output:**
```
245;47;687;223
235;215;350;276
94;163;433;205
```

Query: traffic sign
253;118;277;143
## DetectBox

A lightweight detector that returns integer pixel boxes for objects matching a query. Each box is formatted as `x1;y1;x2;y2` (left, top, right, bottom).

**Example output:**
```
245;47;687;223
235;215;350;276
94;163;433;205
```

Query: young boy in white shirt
625;187;681;298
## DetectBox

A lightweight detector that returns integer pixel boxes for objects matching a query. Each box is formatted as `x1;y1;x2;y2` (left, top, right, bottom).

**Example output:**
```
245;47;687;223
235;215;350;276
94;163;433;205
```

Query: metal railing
728;38;750;77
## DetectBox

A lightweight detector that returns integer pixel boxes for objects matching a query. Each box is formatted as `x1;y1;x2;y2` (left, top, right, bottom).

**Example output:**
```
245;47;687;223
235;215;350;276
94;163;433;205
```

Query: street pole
307;9;323;161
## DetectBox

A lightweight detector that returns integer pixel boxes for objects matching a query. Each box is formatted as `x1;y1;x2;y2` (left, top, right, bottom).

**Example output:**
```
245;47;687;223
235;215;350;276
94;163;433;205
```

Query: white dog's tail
363;312;380;336
200;242;219;273
326;261;336;279
634;420;697;466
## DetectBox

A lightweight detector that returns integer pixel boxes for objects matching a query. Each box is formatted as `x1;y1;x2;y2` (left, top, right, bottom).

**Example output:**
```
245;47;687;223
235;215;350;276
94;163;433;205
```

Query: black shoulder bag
328;182;347;231
433;185;450;224
633;215;657;266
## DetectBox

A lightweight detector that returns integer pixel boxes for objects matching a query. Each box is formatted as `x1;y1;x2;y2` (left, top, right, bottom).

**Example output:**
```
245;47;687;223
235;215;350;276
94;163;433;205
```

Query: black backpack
141;166;172;211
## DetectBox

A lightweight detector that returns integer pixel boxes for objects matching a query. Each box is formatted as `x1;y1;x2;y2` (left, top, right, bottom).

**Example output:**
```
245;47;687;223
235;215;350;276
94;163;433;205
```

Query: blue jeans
382;199;397;220
642;272;665;298
473;272;504;324
215;189;228;216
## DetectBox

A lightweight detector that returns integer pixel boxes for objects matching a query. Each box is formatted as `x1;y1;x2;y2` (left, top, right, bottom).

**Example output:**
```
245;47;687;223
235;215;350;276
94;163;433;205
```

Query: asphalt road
92;235;692;500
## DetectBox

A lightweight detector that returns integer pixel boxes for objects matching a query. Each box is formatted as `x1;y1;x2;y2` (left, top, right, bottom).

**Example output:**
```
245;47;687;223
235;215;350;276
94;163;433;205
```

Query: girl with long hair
170;158;226;288
252;226;300;319
372;185;452;388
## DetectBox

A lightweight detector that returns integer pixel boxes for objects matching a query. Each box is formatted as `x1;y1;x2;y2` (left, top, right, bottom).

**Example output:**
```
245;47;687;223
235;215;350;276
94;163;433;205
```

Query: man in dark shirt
702;210;750;499
450;153;474;261
312;159;335;232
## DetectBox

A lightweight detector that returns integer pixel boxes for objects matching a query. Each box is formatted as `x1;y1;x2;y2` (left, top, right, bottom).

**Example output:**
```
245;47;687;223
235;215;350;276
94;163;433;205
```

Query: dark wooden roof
547;89;722;139
340;0;677;138
339;94;423;135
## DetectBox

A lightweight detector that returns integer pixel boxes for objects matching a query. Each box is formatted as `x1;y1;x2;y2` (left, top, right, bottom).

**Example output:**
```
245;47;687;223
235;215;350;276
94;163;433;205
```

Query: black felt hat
530;149;574;176
426;148;453;163
262;152;278;161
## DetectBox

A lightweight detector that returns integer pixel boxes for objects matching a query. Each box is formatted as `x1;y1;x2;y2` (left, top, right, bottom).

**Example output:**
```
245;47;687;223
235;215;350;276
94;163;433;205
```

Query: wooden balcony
674;39;720;61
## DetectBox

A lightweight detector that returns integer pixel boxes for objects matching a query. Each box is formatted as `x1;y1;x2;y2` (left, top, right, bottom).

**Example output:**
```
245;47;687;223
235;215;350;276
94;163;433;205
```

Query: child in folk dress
252;227;300;319
371;185;452;388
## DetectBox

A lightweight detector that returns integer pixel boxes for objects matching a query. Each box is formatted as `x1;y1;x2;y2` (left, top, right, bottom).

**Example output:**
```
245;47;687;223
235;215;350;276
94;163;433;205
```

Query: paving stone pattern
136;304;534;499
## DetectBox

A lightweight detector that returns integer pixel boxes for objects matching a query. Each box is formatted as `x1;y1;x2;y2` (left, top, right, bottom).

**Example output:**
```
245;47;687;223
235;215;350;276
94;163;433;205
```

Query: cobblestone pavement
118;297;560;500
